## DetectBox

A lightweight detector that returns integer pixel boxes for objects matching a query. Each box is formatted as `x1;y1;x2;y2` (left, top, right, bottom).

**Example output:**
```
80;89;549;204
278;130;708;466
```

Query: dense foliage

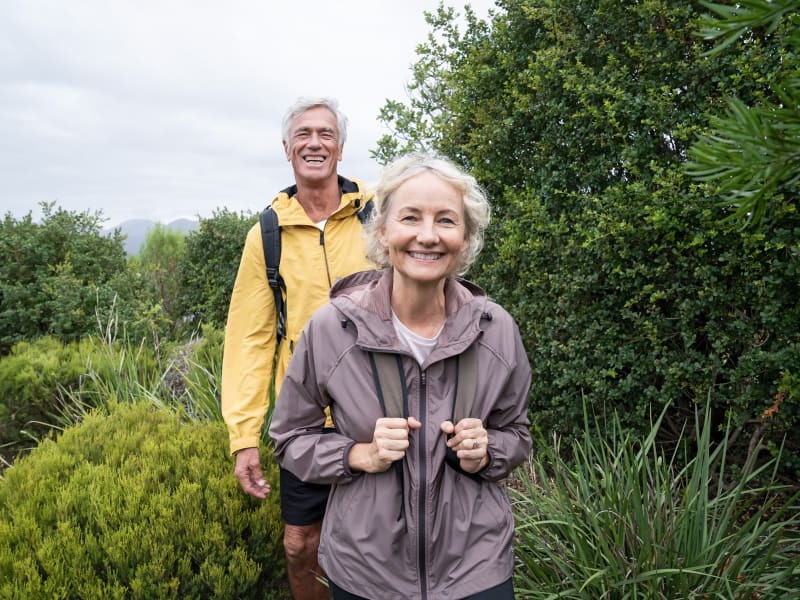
0;203;130;354
176;208;257;329
0;402;287;599
688;0;800;225
376;0;800;473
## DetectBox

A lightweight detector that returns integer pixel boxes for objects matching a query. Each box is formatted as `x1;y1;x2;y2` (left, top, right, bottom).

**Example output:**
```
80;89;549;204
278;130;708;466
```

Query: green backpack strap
368;352;406;418
452;341;479;422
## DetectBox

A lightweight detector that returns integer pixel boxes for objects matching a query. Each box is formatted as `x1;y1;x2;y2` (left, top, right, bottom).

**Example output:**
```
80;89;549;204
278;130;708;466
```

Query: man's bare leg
284;522;330;600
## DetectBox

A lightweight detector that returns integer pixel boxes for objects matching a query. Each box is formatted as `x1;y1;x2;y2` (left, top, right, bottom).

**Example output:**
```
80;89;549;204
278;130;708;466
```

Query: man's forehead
292;107;337;129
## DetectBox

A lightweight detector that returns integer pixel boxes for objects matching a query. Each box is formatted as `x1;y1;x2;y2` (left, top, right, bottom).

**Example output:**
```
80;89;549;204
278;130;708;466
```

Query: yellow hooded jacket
221;177;374;454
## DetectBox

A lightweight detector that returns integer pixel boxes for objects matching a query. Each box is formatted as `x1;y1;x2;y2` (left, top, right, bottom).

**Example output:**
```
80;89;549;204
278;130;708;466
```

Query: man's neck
295;177;342;223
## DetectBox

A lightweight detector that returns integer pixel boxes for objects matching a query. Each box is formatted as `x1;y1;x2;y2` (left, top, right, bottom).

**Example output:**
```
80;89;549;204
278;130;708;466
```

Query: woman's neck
390;274;447;338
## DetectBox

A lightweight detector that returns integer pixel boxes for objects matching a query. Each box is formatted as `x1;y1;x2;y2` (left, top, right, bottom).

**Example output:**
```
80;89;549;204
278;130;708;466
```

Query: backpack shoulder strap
259;207;287;343
368;352;406;418
357;198;374;224
452;341;479;422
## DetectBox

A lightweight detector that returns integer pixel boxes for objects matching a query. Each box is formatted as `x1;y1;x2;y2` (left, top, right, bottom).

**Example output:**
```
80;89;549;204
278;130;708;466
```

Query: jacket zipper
319;228;332;287
418;367;428;600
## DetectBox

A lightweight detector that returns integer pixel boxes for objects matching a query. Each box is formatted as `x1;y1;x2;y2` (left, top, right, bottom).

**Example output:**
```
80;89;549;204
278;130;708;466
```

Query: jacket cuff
341;440;362;478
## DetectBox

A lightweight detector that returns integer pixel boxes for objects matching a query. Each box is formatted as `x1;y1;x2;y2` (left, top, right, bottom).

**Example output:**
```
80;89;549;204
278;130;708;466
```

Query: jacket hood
329;269;490;361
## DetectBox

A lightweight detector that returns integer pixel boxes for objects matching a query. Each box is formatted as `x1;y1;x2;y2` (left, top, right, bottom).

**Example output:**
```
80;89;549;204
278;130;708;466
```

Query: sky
0;0;495;228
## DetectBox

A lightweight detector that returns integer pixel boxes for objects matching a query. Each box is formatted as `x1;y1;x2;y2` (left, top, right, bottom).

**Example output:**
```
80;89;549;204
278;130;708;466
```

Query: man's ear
283;140;291;161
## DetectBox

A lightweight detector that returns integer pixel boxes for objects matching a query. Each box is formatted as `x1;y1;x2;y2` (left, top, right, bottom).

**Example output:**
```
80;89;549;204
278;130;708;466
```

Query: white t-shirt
391;311;443;365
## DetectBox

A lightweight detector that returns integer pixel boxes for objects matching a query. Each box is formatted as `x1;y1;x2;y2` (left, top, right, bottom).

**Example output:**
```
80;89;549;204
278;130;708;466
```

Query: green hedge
0;402;286;599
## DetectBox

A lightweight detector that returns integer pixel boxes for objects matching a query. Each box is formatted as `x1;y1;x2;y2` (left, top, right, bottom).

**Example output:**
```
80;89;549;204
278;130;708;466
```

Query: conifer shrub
0;402;287;599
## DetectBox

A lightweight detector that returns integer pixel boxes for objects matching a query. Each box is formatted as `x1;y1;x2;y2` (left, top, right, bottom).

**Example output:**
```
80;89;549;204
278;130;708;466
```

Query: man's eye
400;215;418;222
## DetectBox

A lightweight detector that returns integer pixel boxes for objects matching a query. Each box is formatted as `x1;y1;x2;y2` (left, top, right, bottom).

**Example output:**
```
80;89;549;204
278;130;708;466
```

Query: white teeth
409;252;441;261
305;156;325;163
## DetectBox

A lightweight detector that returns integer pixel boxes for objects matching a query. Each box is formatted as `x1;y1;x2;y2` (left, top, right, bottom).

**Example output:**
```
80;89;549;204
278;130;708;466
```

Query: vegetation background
1;0;798;597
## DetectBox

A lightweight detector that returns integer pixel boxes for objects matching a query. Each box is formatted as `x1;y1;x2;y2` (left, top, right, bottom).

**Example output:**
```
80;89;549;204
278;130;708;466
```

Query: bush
511;404;800;598
0;203;129;354
0;336;161;465
0;402;287;599
176;209;257;328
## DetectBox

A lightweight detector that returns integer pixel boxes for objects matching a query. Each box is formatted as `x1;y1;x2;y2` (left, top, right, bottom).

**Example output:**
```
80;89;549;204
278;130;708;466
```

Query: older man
222;97;373;599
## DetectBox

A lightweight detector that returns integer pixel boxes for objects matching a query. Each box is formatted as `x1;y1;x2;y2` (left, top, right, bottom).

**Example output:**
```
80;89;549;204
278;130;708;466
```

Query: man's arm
221;224;278;455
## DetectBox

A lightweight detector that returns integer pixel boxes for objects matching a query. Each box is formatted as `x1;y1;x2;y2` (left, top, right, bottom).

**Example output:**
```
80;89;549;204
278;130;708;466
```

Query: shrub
176;209;257;328
0;402;287;599
0;203;129;354
511;404;800;598
0;336;161;465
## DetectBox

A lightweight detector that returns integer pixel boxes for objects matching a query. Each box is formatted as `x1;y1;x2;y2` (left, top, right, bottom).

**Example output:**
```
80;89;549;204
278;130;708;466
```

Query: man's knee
283;523;321;562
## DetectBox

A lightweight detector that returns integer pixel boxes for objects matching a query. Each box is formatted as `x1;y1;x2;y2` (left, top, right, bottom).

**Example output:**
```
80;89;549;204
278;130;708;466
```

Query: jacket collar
270;175;367;226
331;269;489;360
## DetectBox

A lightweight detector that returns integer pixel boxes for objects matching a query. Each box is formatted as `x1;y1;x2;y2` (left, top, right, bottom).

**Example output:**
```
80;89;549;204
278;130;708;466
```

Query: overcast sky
1;0;495;228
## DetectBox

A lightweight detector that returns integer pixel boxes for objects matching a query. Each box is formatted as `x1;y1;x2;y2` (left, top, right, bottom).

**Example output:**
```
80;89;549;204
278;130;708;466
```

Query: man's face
283;106;343;186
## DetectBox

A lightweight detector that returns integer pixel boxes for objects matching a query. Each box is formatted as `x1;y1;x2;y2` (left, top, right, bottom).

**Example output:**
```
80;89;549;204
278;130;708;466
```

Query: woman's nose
416;219;439;244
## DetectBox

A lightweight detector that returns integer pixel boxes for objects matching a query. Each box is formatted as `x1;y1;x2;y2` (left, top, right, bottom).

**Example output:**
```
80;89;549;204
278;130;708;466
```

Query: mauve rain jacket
270;269;532;600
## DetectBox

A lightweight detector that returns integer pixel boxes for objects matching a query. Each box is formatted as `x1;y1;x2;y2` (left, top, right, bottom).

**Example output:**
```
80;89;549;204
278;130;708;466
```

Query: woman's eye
400;215;418;222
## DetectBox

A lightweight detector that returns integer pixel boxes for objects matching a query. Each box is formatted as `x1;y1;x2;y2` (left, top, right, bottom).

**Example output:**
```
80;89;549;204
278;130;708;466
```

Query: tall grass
511;404;800;599
54;316;224;431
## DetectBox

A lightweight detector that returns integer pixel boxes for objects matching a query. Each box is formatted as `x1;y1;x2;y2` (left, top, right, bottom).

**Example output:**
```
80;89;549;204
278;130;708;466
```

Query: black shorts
329;578;514;599
279;466;331;526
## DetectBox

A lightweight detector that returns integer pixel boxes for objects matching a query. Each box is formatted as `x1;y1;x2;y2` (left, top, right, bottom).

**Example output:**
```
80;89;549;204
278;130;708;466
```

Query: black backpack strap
259;207;287;344
357;198;374;224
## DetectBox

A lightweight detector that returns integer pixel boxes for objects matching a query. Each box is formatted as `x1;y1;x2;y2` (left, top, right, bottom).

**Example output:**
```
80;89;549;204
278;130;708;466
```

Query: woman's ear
377;226;389;249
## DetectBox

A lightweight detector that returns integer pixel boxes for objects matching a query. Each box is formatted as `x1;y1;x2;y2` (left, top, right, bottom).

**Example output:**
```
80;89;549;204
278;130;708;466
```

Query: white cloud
0;0;495;226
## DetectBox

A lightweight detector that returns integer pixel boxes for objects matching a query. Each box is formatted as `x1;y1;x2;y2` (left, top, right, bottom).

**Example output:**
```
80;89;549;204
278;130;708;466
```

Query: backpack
259;177;374;344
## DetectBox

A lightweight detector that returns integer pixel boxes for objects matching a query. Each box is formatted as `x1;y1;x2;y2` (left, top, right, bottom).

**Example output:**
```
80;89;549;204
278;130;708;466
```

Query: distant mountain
103;218;199;255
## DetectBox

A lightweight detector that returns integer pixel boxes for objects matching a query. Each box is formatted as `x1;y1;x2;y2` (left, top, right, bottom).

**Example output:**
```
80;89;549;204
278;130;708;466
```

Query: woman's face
378;170;469;287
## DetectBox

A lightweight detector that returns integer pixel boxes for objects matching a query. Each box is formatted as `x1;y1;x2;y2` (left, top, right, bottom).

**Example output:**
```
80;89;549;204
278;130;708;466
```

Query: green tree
687;0;800;226
376;1;799;471
127;224;188;339
0;203;130;354
176;209;257;328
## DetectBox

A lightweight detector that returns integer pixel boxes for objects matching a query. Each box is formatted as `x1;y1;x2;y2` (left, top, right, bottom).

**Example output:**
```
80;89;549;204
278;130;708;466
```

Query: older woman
270;153;532;600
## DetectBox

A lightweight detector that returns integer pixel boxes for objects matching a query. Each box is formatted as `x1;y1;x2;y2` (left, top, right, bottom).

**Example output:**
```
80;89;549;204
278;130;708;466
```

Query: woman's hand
348;417;422;473
441;418;489;473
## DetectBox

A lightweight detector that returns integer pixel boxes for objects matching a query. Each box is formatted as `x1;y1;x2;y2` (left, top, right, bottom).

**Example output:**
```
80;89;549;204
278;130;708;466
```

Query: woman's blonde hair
365;152;490;277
